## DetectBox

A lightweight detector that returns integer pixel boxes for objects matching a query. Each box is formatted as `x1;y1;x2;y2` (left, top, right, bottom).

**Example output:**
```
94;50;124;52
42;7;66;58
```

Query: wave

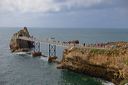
40;56;48;61
13;52;31;56
102;81;115;85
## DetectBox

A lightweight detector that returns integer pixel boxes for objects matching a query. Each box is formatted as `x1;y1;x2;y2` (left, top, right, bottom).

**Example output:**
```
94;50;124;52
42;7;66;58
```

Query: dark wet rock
48;56;58;63
32;51;42;57
9;27;34;52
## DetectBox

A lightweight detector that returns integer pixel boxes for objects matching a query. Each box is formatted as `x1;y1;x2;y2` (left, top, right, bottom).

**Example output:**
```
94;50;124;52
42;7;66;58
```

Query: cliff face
58;42;128;85
10;27;34;52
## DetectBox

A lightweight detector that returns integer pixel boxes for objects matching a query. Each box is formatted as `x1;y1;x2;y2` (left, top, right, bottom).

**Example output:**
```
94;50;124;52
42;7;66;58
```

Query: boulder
48;56;58;63
9;27;34;52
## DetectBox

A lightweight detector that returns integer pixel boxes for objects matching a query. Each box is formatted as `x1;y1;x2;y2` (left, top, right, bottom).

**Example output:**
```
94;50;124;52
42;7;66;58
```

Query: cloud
0;0;60;12
0;0;110;13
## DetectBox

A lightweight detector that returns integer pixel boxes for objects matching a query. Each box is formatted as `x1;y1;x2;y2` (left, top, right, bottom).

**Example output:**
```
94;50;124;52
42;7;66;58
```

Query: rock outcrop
10;27;34;52
58;42;128;85
48;56;60;64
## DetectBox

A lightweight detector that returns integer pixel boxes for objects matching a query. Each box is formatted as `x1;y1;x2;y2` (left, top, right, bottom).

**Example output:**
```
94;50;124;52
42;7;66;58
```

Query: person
83;43;85;46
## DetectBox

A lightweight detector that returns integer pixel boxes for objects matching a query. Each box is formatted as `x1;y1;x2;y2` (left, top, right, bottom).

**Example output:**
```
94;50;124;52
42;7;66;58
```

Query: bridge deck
18;36;108;49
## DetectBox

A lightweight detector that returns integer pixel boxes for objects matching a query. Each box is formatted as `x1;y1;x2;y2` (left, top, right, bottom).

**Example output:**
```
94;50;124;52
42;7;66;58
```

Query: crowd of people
82;42;112;48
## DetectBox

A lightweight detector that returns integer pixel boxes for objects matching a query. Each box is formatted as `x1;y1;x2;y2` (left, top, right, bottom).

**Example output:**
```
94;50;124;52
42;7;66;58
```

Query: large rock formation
58;42;128;85
10;27;34;52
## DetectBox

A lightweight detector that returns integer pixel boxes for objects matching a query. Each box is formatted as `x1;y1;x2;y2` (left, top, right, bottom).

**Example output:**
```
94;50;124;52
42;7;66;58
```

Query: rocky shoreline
58;42;128;85
9;28;128;84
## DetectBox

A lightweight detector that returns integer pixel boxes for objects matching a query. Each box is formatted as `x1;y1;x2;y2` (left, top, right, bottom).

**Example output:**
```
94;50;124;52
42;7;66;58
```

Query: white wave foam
40;57;48;61
102;81;115;85
14;52;28;55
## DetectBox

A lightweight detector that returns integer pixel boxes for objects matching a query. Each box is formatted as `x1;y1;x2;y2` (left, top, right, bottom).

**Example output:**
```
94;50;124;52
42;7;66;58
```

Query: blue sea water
0;28;128;85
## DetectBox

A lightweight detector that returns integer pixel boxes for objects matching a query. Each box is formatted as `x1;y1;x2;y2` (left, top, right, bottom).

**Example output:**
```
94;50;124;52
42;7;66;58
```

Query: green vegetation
72;47;120;57
90;48;119;56
124;60;128;65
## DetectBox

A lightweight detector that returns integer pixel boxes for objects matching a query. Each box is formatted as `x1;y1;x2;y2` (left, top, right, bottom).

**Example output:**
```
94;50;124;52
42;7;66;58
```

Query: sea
0;28;128;85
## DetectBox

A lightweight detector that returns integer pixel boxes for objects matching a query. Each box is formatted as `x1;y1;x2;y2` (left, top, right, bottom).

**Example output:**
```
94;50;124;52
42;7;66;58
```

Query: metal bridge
18;36;74;48
18;36;75;57
17;36;107;57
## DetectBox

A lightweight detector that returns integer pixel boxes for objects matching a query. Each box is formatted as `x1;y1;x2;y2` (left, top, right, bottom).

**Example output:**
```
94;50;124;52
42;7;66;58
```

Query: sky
0;0;128;28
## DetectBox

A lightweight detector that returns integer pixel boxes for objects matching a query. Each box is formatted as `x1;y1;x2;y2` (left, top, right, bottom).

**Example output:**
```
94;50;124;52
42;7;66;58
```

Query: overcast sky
0;0;128;28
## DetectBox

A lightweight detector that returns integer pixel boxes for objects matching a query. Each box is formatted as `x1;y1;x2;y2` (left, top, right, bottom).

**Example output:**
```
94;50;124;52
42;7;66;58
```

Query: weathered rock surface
48;56;58;63
58;42;128;85
10;27;34;52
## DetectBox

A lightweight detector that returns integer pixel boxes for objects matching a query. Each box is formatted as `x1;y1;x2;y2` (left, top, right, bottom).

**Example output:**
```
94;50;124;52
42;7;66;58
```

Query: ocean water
0;28;128;85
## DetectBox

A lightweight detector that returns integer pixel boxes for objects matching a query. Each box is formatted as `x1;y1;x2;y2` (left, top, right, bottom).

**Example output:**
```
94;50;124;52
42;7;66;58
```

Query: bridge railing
17;36;110;49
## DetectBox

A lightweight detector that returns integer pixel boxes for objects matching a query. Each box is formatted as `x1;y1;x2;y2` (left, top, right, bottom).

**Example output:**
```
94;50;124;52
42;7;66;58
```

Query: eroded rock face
9;27;34;52
58;42;128;85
